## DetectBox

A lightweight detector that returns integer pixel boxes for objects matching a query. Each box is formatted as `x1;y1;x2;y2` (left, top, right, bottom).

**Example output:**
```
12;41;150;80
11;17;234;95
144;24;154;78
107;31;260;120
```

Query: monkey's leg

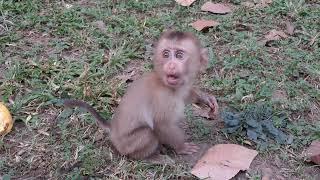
156;122;199;155
115;127;160;160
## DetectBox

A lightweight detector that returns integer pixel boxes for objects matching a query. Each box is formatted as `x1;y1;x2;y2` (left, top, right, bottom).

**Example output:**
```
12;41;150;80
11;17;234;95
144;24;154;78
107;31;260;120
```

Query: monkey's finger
208;101;215;109
185;142;200;152
180;148;198;155
206;97;215;109
209;96;219;114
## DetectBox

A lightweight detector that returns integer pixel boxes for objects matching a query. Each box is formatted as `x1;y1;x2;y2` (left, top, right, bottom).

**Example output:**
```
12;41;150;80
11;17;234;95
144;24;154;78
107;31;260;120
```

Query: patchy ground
0;0;319;179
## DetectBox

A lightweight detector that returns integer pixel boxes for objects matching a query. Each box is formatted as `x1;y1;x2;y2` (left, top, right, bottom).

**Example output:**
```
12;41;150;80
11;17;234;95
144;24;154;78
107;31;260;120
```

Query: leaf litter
175;0;197;6
190;19;219;31
241;0;273;8
286;21;295;35
191;144;258;180
201;2;232;14
260;29;288;46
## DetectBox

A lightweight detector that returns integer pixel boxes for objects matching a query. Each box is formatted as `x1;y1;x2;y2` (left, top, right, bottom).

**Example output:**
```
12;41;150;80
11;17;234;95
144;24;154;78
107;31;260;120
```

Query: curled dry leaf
241;1;255;8
305;140;320;165
190;19;219;31
201;2;232;14
175;0;197;6
256;0;273;8
116;70;137;83
261;29;288;45
191;144;258;180
271;89;288;102
241;94;254;103
265;29;288;41
286;21;295;35
92;20;107;32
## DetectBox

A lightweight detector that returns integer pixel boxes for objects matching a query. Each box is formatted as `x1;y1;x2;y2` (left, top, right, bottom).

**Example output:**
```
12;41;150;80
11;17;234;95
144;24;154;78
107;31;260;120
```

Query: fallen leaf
261;168;273;180
175;0;197;6
242;0;272;8
262;0;273;4
241;94;254;103
261;29;288;45
305;140;320;165
256;0;273;8
190;19;219;31
37;129;50;136
309;32;320;46
285;21;295;35
271;89;288;102
94;130;105;142
265;29;288;41
201;2;232;14
92;20;107;32
116;70;136;83
192;104;216;120
191;144;258;180
64;3;73;9
78;63;90;81
241;1;255;8
235;23;253;32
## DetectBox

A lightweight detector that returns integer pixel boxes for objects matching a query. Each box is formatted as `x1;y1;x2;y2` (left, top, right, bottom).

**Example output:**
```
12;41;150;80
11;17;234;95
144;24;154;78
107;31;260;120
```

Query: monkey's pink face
155;39;201;88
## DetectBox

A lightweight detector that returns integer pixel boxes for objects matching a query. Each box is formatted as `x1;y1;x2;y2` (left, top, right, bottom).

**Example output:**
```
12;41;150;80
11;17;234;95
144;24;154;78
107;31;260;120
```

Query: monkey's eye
162;50;170;58
175;50;184;59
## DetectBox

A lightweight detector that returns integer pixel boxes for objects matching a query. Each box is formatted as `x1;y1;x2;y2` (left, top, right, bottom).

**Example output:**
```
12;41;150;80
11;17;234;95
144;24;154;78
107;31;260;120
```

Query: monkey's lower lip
166;75;180;85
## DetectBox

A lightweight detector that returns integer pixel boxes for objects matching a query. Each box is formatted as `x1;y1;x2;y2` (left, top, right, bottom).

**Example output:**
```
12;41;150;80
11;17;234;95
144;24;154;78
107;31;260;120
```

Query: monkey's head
153;31;209;89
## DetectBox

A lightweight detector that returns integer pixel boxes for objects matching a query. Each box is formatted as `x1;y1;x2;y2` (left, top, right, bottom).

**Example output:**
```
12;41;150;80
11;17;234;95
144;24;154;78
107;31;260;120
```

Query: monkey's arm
187;89;219;115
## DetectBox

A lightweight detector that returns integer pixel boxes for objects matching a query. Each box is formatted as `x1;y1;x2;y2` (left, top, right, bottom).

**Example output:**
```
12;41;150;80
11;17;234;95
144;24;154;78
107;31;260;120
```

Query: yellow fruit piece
0;102;13;135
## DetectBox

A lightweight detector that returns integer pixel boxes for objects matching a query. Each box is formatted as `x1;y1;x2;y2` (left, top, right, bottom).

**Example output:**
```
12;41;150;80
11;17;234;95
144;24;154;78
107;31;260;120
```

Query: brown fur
64;30;219;160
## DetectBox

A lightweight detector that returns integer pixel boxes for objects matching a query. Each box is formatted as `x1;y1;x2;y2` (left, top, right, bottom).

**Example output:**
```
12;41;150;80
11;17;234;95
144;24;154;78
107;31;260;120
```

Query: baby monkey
64;30;219;160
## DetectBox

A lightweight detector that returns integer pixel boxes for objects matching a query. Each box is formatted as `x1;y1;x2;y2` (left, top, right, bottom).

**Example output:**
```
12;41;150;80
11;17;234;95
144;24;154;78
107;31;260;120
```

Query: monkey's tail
63;99;111;131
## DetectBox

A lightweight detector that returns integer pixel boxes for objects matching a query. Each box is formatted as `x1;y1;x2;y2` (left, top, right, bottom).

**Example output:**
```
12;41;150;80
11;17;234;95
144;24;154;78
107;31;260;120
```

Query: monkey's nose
168;62;176;70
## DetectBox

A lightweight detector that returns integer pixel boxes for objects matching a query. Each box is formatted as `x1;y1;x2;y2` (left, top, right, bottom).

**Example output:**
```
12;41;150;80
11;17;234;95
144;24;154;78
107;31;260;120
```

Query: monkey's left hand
203;95;219;116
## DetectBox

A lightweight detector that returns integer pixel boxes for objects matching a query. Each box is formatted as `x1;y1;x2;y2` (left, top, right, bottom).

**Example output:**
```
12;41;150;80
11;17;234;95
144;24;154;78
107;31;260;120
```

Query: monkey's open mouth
166;74;180;85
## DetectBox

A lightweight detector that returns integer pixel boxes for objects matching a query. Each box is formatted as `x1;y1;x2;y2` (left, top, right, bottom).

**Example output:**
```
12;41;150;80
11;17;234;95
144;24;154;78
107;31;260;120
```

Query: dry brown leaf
305;140;320;165
286;21;295;35
263;29;288;44
257;0;273;8
116;70;136;83
262;0;273;4
242;0;272;8
92;20;107;32
271;89;288;102
175;0;197;6
201;2;232;14
241;1;255;8
190;19;219;31
191;144;258;180
309;32;320;46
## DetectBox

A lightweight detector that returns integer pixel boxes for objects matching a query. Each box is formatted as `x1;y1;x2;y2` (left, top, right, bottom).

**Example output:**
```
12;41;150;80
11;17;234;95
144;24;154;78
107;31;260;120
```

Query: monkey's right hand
176;142;200;155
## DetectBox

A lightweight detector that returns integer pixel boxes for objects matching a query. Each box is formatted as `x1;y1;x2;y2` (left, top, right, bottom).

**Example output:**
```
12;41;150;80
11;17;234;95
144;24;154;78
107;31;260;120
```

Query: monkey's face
154;39;202;88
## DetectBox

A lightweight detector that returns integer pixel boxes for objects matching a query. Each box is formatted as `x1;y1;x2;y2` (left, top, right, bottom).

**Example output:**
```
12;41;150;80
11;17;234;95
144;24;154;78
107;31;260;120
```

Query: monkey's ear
200;48;209;72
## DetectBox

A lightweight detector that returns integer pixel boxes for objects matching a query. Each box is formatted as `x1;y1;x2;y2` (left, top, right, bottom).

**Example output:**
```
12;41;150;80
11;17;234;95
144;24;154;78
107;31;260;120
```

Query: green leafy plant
222;103;292;149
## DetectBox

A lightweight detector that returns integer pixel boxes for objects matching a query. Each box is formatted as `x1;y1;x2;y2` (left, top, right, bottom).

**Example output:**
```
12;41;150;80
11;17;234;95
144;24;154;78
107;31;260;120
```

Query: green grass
0;0;320;179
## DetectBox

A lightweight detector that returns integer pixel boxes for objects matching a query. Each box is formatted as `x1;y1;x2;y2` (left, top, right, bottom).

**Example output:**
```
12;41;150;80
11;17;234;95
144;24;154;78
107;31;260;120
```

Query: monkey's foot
143;154;175;165
177;142;200;155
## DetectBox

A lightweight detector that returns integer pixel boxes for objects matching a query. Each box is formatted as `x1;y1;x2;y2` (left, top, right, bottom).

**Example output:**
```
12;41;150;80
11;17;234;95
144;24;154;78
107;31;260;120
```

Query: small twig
309;32;320;46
